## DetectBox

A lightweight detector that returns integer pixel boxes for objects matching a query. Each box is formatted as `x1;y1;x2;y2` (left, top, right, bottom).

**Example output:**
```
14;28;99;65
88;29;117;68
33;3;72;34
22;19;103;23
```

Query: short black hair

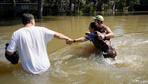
21;13;34;25
89;22;98;31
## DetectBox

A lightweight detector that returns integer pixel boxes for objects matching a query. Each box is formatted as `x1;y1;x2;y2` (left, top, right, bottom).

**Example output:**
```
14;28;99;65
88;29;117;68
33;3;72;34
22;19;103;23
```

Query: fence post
12;0;16;16
38;0;44;19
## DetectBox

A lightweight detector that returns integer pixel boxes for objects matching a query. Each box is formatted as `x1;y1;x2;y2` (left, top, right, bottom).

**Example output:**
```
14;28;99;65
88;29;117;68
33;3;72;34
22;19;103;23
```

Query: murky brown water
0;15;148;84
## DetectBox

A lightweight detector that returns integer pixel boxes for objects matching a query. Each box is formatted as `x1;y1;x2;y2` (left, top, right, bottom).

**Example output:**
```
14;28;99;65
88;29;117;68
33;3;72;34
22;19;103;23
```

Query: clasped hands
65;32;106;45
66;39;75;45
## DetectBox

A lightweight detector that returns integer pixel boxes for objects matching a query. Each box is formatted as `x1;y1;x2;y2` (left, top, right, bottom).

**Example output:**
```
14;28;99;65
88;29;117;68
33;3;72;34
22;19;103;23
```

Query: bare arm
54;32;73;44
103;24;114;39
74;37;88;43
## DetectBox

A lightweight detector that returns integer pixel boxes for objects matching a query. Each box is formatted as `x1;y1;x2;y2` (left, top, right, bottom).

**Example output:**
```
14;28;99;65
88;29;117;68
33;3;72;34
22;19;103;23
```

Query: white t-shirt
7;26;55;74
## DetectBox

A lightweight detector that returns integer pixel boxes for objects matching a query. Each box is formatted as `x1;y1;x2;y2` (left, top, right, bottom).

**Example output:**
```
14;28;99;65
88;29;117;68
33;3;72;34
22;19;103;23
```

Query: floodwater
0;15;148;84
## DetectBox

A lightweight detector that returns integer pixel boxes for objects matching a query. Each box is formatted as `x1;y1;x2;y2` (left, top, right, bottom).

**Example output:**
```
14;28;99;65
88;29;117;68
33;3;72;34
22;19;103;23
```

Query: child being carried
73;22;117;59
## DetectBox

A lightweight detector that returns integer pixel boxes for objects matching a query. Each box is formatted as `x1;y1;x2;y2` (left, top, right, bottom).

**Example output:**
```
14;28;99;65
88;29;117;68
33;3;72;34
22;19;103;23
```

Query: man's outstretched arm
54;32;73;44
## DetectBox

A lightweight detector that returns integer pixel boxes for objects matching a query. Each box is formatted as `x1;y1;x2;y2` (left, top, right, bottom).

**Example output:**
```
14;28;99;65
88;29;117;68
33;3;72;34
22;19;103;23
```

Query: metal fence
0;2;39;18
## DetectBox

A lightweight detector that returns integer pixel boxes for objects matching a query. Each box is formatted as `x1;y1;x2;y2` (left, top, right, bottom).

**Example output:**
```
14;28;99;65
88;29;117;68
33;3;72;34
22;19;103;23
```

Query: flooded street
0;15;148;84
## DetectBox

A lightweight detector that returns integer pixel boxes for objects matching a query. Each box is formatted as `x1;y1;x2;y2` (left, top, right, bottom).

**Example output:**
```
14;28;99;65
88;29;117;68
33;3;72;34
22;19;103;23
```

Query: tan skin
95;20;114;40
6;19;73;56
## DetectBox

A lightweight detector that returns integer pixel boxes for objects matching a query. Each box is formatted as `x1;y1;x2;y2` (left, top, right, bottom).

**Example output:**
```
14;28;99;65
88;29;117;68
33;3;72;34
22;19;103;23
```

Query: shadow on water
49;42;96;61
0;62;22;75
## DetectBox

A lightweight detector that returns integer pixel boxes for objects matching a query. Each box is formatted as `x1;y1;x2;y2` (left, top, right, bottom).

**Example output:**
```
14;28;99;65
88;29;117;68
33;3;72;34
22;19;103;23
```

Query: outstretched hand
66;39;74;45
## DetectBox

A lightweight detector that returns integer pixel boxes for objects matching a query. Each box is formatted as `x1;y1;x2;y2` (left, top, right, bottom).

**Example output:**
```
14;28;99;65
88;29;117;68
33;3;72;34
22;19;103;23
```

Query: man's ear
30;20;33;24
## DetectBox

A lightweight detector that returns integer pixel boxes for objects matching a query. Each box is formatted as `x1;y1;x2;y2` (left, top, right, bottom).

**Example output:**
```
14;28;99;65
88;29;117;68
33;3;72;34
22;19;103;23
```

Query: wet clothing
85;32;116;58
7;26;55;74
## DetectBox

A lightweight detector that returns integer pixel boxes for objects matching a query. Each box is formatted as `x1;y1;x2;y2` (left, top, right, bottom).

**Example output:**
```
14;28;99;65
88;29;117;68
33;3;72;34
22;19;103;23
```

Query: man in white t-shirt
5;13;73;74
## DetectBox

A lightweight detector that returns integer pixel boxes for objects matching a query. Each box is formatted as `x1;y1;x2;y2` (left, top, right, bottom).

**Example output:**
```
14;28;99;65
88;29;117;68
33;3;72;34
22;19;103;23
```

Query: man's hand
66;39;74;45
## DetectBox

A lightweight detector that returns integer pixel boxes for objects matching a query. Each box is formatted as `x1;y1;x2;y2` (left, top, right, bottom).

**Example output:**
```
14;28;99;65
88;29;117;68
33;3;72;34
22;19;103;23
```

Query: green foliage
81;2;96;15
0;0;146;17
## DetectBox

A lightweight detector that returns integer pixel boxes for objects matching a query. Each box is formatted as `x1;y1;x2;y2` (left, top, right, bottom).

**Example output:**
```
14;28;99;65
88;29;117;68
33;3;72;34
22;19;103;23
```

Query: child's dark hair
21;13;34;25
89;22;98;31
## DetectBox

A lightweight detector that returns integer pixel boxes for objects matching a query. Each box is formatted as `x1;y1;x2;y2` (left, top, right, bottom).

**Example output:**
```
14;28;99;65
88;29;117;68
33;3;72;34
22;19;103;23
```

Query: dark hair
89;22;98;31
21;13;34;25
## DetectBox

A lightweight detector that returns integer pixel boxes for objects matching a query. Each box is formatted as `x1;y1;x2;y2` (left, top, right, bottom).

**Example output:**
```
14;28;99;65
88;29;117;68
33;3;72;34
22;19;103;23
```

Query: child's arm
73;37;88;43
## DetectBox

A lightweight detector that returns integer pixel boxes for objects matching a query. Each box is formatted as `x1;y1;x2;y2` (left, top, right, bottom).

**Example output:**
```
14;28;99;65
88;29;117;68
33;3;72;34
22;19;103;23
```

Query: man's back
6;13;73;74
7;26;55;74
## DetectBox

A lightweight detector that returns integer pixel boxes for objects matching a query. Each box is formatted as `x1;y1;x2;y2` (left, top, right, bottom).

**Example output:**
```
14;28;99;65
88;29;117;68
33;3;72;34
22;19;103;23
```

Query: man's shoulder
101;24;110;29
14;27;25;34
15;26;46;32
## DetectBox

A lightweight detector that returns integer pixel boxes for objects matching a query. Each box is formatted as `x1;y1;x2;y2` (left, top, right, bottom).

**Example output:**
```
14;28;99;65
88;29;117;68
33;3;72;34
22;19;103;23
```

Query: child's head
89;22;98;32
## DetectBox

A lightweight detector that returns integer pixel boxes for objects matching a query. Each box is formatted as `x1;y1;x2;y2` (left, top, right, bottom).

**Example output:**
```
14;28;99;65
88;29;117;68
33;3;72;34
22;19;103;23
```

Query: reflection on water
0;15;148;84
